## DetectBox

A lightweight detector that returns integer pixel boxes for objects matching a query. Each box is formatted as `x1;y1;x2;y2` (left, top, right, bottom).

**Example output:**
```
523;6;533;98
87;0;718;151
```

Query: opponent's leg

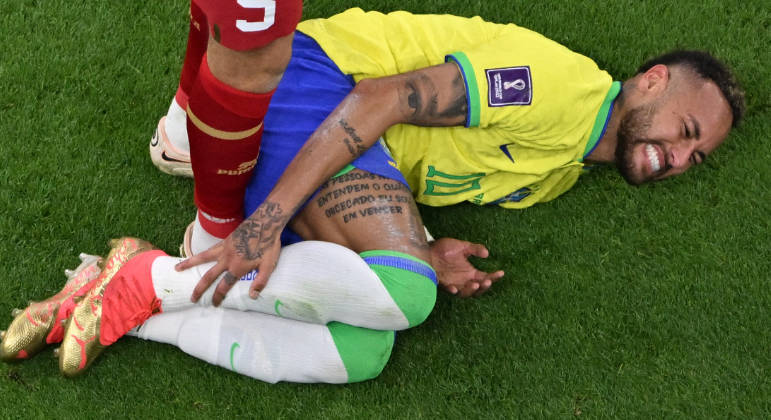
149;1;207;177
129;307;392;384
179;1;301;251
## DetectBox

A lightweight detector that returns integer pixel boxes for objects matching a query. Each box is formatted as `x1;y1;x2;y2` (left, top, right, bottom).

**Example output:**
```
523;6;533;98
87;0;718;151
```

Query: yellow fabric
299;8;615;208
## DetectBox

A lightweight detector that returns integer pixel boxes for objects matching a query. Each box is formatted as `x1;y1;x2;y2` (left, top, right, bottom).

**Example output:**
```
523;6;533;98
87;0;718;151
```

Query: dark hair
637;50;745;127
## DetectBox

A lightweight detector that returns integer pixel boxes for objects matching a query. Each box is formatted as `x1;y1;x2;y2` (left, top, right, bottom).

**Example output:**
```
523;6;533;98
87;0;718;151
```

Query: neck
584;96;622;164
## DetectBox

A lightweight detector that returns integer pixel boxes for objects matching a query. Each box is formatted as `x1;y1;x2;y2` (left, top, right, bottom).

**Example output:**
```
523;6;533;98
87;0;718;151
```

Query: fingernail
249;290;259;299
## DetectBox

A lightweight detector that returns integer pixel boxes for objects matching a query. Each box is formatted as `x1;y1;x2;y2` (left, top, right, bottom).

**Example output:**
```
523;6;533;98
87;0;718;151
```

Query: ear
638;64;670;96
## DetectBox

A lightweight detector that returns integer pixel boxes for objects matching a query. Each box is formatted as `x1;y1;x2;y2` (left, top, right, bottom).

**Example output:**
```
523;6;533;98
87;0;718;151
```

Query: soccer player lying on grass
1;8;745;384
164;8;743;303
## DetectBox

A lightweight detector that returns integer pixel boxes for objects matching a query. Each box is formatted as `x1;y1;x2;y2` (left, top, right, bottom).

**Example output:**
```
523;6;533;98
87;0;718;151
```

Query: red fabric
175;0;209;109
100;250;167;346
196;0;302;51
197;209;242;239
45;277;101;344
188;56;274;225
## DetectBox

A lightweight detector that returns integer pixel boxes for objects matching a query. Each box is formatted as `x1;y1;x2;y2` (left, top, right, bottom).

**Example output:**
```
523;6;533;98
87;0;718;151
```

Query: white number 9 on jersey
236;0;276;32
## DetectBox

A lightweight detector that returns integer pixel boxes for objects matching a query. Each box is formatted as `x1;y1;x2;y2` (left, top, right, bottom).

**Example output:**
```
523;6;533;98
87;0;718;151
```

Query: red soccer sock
187;54;274;237
174;0;209;109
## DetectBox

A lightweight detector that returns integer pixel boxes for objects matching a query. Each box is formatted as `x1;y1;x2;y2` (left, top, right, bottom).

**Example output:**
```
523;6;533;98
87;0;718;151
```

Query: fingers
465;242;489;259
487;270;505;282
190;262;226;303
458;281;481;298
175;243;222;271
211;270;240;307
248;249;279;299
473;278;495;297
457;270;505;298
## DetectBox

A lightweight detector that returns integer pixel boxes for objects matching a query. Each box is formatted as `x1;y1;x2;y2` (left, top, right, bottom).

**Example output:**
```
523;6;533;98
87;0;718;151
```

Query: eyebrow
688;114;701;140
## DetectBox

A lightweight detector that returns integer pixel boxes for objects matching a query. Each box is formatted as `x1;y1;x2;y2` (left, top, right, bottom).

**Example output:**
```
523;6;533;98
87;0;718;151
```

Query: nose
667;140;694;170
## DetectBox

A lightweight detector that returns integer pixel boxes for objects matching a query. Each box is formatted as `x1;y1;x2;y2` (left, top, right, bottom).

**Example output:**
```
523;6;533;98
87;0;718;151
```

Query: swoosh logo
161;151;189;163
499;144;515;163
229;342;240;371
274;299;284;317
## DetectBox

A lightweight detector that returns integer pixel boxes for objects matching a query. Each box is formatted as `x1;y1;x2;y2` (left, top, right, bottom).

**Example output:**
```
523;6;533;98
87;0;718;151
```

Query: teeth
645;144;661;172
11;308;22;317
65;269;75;278
53;347;60;358
79;253;88;262
0;330;5;340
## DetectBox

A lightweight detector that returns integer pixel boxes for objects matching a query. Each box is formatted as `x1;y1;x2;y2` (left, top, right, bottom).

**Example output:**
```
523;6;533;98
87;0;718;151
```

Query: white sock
165;99;190;155
125;309;188;345
219;241;410;330
191;213;224;255
152;241;410;330
136;306;350;383
151;256;214;311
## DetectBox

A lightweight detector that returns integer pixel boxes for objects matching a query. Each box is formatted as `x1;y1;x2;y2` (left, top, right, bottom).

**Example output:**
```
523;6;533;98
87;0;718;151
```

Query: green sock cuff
327;322;394;383
359;249;433;270
360;250;437;328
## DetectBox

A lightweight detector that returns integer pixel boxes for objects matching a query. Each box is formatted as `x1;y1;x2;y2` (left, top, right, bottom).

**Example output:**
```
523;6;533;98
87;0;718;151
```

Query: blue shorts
243;32;408;246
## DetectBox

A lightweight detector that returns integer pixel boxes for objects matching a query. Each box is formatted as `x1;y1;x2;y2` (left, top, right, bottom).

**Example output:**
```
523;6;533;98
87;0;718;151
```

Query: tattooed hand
175;200;291;306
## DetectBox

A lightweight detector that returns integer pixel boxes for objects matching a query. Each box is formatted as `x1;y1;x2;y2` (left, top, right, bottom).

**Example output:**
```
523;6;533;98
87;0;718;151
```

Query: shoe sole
149;117;194;178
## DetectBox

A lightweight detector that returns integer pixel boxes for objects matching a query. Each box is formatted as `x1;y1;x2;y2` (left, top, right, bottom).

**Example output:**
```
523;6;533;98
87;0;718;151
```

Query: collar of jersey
580;81;622;162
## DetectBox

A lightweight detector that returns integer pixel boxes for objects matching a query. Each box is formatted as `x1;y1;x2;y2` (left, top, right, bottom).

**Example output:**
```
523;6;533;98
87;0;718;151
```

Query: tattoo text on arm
339;119;367;158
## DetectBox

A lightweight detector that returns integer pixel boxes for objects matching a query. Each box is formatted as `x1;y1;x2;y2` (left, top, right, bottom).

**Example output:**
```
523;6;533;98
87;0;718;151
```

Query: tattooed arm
177;62;468;305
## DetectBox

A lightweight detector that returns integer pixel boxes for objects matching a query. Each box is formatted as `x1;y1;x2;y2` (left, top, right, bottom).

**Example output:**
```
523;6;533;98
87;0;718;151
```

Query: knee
207;34;292;93
362;251;437;328
327;322;395;383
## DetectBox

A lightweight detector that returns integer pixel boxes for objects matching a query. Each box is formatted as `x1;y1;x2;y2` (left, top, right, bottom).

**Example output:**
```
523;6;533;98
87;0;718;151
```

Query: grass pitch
0;0;768;418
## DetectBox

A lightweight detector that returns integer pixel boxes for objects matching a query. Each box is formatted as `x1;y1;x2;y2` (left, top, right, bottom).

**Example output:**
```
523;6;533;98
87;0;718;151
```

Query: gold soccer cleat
59;238;158;377
0;253;102;362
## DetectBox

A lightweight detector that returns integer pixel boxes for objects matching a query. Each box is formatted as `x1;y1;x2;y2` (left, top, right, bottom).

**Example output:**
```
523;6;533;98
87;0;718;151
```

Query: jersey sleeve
445;27;612;149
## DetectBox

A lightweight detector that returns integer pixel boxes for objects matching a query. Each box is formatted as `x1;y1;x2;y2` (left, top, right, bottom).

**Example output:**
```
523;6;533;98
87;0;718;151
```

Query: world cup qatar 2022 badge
486;66;532;106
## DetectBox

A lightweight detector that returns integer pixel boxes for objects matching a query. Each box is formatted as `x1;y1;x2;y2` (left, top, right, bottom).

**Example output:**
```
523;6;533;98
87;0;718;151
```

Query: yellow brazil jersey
299;8;620;208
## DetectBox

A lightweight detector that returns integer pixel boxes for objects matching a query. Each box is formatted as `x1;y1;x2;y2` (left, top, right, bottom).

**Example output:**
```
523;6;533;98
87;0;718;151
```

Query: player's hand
429;237;504;298
175;204;288;306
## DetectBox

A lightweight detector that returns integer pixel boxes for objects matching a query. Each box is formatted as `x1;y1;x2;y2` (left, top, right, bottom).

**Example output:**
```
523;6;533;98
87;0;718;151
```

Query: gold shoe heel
0;254;102;362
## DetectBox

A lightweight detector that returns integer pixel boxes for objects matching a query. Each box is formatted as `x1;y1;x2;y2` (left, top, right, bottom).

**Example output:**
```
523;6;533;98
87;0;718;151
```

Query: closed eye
690;151;706;165
683;121;692;138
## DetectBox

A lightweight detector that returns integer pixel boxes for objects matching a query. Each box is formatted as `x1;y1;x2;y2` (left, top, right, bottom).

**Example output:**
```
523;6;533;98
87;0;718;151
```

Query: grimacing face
615;77;733;186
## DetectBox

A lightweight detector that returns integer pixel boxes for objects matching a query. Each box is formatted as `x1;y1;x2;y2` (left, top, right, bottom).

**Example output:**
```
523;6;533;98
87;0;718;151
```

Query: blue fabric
243;32;408;246
362;255;438;285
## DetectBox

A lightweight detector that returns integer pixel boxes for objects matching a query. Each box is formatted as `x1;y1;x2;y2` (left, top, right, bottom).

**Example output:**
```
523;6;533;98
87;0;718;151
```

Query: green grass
0;0;768;418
